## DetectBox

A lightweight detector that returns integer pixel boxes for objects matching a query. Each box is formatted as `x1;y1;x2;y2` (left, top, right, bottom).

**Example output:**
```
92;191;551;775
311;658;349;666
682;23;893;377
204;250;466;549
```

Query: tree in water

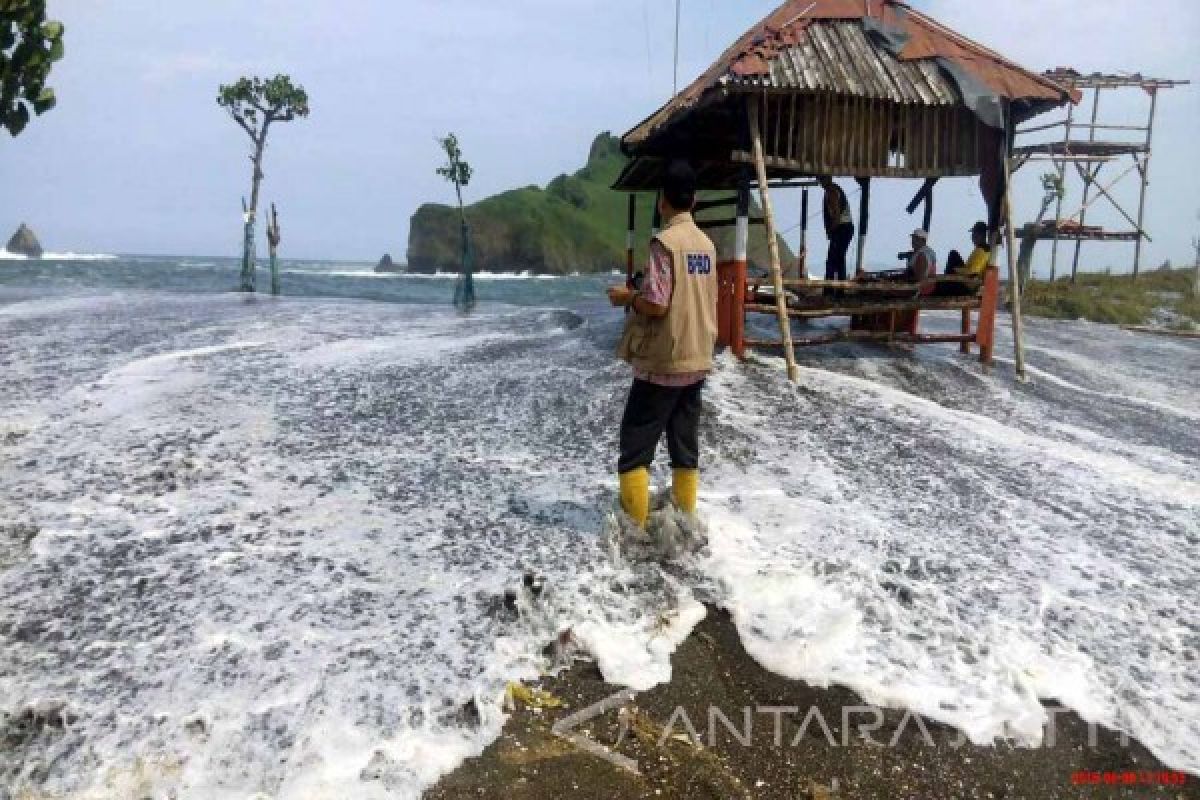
217;75;309;292
1;0;65;137
437;133;476;311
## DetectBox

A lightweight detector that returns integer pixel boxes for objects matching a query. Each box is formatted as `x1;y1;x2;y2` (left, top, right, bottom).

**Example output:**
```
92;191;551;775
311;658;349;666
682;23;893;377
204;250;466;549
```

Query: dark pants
825;224;855;281
618;379;704;474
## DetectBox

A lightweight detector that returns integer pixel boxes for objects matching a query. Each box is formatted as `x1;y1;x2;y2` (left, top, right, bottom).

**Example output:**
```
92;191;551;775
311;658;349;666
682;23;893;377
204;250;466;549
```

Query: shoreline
428;605;1196;799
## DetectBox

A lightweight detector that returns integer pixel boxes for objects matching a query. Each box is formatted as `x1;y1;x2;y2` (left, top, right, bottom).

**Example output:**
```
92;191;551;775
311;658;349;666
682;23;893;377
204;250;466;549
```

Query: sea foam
0;293;1196;798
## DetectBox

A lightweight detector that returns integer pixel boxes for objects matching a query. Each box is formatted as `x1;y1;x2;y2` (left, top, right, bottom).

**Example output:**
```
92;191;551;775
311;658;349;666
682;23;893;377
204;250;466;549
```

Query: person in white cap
905;228;937;281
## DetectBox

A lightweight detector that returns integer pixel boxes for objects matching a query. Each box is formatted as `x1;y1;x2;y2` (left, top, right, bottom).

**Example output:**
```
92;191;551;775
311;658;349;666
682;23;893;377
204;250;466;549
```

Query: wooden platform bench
718;262;1002;364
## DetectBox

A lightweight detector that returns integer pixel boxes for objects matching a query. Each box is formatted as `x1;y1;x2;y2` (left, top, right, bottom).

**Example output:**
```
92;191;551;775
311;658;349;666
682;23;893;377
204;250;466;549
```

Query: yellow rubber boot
618;467;650;528
672;468;699;514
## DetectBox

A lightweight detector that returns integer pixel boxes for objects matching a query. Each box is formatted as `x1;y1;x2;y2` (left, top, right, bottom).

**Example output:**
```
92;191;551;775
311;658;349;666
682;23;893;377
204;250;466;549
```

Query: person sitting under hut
937;221;991;296
945;221;991;277
904;228;937;281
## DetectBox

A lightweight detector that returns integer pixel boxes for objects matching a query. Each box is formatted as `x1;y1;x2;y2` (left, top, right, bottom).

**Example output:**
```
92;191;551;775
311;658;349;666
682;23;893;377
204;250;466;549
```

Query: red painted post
717;262;733;347
733;180;750;359
976;265;1000;364
716;259;747;358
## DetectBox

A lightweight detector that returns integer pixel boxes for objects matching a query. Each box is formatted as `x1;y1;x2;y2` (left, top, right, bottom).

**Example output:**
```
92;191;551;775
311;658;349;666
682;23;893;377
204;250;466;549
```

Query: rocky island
374;253;402;273
5;223;44;258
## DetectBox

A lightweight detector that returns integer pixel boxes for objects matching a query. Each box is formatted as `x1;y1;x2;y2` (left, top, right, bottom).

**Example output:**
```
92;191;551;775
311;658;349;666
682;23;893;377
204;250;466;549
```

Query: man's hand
607;285;635;308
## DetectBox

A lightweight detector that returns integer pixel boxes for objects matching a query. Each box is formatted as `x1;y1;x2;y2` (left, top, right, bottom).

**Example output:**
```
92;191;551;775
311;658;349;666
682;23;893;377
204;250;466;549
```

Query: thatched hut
613;0;1075;380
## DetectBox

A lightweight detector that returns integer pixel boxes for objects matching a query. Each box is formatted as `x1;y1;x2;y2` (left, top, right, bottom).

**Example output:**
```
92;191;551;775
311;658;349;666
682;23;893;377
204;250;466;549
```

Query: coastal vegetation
216;74;309;291
1022;267;1200;329
406;133;792;275
1;0;64;137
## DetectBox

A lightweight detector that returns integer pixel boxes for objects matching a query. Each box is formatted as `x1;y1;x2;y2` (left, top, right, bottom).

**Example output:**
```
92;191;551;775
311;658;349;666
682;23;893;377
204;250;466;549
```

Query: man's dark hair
662;159;697;211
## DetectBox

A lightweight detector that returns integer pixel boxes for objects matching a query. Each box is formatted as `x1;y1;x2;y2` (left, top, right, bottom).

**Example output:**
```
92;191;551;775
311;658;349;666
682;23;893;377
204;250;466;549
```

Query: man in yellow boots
606;160;718;527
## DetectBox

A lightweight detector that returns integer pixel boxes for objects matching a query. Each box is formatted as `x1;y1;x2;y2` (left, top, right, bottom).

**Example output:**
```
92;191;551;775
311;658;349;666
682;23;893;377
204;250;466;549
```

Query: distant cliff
406;133;792;275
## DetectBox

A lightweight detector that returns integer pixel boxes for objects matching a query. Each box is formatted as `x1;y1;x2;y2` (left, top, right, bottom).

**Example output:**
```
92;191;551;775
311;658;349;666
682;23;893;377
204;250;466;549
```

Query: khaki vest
617;212;718;373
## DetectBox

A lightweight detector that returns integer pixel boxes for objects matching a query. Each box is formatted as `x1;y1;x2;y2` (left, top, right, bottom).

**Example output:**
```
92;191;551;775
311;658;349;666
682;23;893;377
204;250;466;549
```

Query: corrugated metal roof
623;0;1074;151
722;20;960;106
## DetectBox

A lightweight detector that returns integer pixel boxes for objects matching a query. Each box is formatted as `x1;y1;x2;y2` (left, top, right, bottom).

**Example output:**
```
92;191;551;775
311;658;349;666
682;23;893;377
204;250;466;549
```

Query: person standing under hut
606;160;718;528
818;175;855;282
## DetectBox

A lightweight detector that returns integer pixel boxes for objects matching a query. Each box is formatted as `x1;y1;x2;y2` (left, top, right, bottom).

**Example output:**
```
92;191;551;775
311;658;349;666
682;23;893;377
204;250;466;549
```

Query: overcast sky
2;0;1197;274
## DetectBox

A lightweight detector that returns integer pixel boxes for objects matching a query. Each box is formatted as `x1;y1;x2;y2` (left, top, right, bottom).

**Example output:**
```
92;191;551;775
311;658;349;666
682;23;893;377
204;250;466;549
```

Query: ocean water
1;254;1197;797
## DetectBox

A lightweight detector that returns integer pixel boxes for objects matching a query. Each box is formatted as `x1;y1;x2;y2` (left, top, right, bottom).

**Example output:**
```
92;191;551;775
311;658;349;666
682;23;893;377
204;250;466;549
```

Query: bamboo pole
1132;87;1158;278
748;95;799;383
1002;106;1027;382
1070;87;1102;282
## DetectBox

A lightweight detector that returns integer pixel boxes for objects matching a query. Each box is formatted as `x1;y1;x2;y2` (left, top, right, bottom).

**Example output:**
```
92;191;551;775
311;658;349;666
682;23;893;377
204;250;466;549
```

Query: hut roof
622;0;1075;159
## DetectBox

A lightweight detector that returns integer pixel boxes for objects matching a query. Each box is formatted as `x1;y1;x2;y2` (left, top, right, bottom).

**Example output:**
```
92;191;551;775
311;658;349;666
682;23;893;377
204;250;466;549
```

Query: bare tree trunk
1016;194;1055;288
241;131;267;293
1191;237;1199;298
267;203;281;296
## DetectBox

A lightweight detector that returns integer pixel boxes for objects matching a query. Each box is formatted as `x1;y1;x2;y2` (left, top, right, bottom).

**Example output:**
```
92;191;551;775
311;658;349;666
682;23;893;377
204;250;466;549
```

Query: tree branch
227;108;258;143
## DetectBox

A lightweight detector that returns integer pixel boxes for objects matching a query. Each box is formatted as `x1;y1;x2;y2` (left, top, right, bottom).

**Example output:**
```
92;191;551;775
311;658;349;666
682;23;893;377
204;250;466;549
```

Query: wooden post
1002;107;1028;382
1070;87;1102;283
799;188;809;279
855;177;871;276
922;181;934;234
266;203;281;296
748;95;799;383
1132;87;1158;278
625;194;637;287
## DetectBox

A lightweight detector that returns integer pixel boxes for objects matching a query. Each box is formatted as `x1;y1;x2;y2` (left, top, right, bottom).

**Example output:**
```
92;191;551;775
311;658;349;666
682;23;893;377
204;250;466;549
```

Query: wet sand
428;606;1197;800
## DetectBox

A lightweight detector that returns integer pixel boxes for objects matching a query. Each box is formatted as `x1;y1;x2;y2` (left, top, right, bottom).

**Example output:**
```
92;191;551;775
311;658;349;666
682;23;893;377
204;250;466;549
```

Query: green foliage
407;132;792;275
436;132;472;204
547;174;590;210
216;73;309;143
1;0;64;137
1023;268;1200;327
1040;172;1064;200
